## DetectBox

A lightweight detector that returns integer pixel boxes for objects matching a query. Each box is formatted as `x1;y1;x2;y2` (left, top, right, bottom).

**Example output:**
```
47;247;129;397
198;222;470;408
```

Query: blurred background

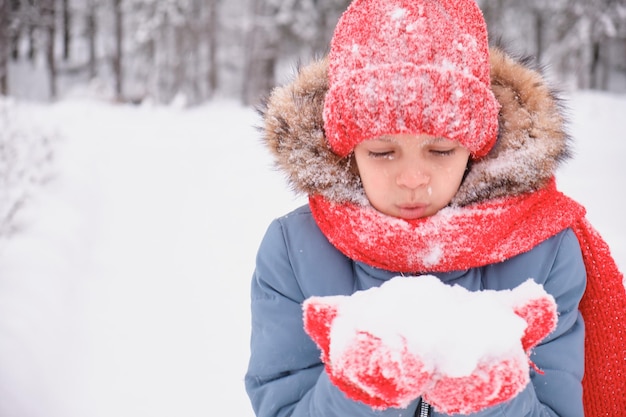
0;0;625;106
0;1;625;417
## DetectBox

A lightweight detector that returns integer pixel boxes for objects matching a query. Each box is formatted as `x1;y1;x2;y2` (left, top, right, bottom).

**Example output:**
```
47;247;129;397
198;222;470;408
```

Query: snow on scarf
260;47;626;415
310;178;581;273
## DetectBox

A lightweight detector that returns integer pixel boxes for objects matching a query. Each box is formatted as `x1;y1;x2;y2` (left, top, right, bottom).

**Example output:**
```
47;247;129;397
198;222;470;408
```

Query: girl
245;0;626;416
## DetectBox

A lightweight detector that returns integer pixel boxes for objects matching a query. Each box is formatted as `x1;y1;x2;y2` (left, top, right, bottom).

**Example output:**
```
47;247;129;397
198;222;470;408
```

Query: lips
397;204;428;219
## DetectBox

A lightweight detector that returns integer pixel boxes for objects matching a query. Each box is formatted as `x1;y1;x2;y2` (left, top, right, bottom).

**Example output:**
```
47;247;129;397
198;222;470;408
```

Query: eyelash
430;149;456;156
368;151;394;159
368;149;456;159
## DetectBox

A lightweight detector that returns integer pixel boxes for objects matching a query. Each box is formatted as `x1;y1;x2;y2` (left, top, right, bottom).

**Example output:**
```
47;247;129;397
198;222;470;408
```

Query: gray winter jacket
245;206;585;417
246;47;586;417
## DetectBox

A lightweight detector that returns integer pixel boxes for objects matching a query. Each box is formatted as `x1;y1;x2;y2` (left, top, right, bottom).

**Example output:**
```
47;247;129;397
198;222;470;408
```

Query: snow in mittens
331;276;550;376
303;274;558;414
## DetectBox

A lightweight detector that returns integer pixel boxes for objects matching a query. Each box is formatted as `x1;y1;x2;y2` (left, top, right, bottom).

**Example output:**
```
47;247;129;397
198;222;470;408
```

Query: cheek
432;158;469;191
361;167;389;193
432;161;460;178
447;154;470;178
357;158;389;185
446;163;466;180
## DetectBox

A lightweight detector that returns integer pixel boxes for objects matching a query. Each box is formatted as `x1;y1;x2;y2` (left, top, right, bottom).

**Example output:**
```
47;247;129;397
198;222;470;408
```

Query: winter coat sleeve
245;213;420;417
429;228;586;417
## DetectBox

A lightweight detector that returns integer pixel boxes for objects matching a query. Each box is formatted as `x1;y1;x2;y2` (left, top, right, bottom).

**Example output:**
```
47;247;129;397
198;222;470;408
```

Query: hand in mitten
302;276;557;414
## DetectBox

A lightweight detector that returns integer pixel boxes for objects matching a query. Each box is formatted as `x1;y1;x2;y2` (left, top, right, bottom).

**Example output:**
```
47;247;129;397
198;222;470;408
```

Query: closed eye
368;151;395;159
429;149;456;156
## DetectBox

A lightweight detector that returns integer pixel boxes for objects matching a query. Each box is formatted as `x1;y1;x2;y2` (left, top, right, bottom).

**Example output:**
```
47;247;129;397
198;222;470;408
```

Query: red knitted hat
323;0;500;158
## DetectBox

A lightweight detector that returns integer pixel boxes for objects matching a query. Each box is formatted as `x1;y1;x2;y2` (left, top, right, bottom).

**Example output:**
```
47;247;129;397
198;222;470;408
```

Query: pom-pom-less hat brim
324;63;500;158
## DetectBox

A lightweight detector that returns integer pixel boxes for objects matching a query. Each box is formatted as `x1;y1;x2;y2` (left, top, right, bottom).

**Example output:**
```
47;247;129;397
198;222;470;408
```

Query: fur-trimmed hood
258;47;626;417
261;47;570;207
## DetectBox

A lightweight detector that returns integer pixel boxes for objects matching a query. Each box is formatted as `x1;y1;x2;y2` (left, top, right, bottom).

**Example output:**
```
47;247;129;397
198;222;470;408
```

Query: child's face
353;134;471;219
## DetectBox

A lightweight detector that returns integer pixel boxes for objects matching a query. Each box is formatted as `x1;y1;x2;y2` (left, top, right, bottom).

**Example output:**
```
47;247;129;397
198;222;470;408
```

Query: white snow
0;89;623;417
325;275;546;378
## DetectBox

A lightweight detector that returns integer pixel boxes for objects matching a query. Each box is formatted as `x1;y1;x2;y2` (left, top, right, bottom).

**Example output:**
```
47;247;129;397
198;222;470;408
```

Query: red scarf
309;179;626;416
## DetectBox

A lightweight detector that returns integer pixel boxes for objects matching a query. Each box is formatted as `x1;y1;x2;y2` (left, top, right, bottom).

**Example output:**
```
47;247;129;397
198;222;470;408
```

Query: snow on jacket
246;47;593;417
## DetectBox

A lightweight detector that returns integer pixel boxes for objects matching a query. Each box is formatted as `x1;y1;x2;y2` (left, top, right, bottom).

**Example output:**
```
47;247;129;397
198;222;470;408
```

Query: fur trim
261;58;367;205
452;48;571;206
261;47;570;206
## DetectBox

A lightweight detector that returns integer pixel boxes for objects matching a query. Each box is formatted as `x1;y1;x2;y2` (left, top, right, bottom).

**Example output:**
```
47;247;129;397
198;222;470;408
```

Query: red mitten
303;276;557;414
304;295;433;408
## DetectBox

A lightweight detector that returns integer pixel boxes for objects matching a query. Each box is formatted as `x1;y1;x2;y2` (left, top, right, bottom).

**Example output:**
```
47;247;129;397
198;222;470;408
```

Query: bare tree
9;0;21;60
207;0;218;96
2;0;624;103
585;0;626;90
475;0;626;91
241;0;351;105
309;0;350;54
7;0;40;64
241;0;281;106
86;0;98;79
41;0;57;98
113;0;123;100
0;0;9;95
27;0;36;61
62;0;71;60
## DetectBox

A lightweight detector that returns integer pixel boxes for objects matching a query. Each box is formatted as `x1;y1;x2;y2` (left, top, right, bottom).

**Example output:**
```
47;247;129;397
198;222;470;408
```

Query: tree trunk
27;0;36;61
10;0;20;60
42;0;57;99
113;0;123;100
593;37;614;91
242;0;278;106
86;2;97;79
207;0;218;97
0;0;9;95
62;0;71;60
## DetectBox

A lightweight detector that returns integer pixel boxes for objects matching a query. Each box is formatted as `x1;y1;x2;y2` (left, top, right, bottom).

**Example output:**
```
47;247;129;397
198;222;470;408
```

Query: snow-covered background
0;89;624;417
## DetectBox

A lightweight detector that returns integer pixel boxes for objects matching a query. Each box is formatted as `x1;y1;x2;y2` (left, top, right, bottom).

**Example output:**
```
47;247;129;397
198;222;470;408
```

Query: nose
396;164;430;189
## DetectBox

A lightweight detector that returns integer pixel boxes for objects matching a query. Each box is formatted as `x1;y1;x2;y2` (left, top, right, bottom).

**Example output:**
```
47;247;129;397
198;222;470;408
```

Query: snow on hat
323;0;500;158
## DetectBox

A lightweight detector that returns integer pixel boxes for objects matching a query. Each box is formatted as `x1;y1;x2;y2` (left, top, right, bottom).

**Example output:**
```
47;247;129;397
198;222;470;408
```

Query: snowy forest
0;2;625;416
1;0;625;106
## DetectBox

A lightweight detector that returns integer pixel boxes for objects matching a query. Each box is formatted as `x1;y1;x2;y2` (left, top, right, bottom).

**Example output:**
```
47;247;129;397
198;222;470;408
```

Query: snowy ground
0;90;623;417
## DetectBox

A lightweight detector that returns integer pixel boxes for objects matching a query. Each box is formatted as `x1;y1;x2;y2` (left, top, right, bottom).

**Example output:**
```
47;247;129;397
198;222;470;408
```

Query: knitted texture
303;276;558;414
323;0;500;158
309;178;626;415
571;220;626;416
309;179;584;273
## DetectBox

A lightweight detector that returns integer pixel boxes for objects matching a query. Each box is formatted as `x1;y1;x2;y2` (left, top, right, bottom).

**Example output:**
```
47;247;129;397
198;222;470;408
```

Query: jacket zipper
417;399;431;417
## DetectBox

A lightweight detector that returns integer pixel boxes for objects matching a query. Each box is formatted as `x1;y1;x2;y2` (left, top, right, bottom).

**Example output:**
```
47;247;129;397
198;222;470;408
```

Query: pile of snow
308;276;554;378
0;90;623;417
304;275;557;413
